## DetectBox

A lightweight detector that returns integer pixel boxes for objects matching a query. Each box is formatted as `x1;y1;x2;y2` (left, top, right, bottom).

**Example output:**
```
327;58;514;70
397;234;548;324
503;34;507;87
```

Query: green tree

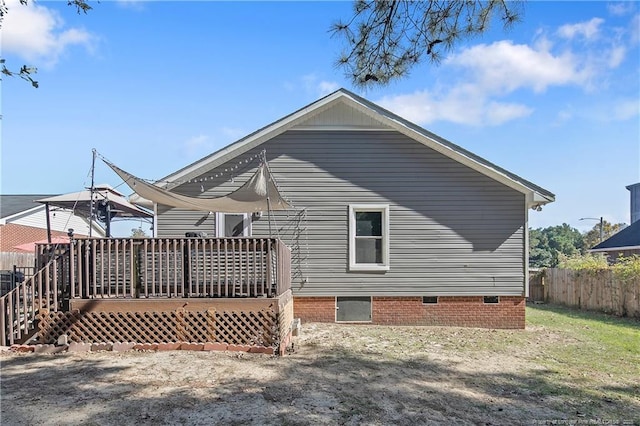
0;0;92;88
582;221;627;249
333;0;523;87
130;227;149;238
529;224;584;268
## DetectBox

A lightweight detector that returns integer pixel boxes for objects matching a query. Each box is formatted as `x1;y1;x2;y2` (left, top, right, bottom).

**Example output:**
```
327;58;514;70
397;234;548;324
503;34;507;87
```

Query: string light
94;149;270;190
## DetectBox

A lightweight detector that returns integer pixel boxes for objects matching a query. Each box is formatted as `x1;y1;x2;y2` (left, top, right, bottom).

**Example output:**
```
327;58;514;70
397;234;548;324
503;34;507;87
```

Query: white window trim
215;212;252;237
348;204;390;272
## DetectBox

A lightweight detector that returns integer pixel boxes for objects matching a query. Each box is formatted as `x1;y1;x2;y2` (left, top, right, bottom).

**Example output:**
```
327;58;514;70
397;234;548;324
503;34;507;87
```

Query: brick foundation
293;296;525;329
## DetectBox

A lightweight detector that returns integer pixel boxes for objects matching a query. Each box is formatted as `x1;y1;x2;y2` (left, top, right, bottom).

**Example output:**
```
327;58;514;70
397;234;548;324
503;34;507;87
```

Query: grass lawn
524;304;639;420
1;303;638;425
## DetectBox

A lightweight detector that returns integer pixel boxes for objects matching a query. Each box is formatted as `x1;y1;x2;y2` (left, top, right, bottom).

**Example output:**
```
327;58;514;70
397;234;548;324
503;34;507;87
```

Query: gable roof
1;194;54;220
162;88;555;208
591;221;640;252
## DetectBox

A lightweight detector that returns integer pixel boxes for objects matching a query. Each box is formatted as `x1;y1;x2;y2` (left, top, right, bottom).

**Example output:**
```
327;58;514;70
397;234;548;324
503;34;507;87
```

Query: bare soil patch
1;317;638;425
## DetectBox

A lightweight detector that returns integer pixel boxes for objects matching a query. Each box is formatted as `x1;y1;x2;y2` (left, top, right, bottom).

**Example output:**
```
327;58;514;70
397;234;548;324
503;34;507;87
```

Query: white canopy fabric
104;160;293;213
37;186;153;219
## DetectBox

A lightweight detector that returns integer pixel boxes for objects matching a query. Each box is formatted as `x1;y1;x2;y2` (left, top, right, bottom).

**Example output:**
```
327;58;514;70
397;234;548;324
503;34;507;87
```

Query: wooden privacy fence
0;252;35;270
529;268;640;318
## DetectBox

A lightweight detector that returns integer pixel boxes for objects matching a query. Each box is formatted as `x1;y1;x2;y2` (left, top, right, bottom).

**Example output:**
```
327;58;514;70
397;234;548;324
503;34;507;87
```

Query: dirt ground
1;322;638;426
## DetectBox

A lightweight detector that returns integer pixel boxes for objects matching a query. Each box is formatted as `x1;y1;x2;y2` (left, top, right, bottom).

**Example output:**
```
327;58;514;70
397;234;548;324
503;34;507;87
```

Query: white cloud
318;81;340;96
375;12;637;128
446;40;591;94
301;74;340;97
184;134;213;157
607;3;636;16
557;18;604;40
612;99;640;121
221;127;246;142
377;86;532;127
631;14;640;44
116;0;146;11
553;108;574;127
1;0;95;66
608;46;626;68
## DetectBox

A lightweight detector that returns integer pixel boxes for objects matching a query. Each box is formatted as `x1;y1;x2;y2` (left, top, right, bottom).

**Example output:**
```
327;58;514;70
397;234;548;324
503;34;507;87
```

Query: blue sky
1;0;638;237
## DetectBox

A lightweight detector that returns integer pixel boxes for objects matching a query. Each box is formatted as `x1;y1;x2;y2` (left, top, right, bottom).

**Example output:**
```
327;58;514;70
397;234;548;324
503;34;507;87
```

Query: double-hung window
348;204;390;271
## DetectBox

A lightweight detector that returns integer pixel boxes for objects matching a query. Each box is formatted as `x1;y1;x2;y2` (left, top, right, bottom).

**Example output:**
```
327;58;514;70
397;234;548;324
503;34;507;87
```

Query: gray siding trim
157;130;526;297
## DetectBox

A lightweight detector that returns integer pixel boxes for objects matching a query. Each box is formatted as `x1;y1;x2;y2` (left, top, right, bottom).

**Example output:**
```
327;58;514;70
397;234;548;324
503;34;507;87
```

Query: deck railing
0;254;65;346
0;237;291;346
41;237;291;300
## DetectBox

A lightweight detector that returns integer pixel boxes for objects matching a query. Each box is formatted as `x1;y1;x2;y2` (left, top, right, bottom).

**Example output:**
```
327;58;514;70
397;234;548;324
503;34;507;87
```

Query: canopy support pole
89;149;96;238
45;202;52;244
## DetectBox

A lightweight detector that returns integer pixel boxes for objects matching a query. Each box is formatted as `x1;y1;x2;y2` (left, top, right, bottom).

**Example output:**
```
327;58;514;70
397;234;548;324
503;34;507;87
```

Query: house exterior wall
5;207;102;237
157;130;526;300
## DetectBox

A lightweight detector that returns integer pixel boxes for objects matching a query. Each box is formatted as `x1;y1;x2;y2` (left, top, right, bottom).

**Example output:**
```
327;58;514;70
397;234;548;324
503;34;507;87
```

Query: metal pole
105;202;112;238
599;217;604;242
45;202;52;243
89;149;96;238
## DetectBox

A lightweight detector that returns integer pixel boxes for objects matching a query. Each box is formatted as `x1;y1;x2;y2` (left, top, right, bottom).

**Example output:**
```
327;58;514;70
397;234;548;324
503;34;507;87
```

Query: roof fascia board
589;246;640;252
1;205;44;223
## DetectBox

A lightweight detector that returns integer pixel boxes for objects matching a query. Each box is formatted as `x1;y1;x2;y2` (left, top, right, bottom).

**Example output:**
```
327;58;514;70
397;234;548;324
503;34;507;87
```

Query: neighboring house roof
0;224;70;252
591;221;640;252
1;194;54;220
1;194;105;238
159;88;554;209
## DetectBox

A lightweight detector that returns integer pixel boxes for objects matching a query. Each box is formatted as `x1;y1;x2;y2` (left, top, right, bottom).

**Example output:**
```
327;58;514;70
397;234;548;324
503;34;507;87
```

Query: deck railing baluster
0;297;6;347
162;239;166;297
99;239;104;297
172;239;178;297
142;239;148;297
52;259;58;311
215;239;221;297
14;281;21;341
7;294;14;345
156;238;162;296
131;240;136;298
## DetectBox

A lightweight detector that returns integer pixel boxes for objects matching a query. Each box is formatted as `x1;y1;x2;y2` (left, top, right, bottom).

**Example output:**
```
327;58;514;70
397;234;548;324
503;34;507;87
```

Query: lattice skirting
35;308;280;348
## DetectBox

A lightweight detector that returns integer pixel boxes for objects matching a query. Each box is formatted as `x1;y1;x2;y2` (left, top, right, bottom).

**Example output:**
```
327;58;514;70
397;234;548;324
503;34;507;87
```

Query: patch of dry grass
1;304;638;425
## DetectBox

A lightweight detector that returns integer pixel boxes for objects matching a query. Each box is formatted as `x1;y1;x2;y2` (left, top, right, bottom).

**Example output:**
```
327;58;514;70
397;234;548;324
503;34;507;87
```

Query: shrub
611;255;640;283
557;253;640;282
558;253;609;273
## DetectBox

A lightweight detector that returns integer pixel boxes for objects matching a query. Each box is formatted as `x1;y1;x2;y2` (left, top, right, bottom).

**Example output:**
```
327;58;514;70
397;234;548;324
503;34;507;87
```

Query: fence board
0;253;35;270
530;268;640;318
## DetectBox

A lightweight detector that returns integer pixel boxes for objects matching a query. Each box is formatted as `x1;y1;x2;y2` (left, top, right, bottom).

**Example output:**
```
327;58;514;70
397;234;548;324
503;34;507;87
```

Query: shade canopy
36;185;153;220
104;160;293;213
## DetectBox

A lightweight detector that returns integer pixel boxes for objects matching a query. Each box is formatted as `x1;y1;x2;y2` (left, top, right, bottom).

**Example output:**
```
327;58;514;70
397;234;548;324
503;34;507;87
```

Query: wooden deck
1;237;293;354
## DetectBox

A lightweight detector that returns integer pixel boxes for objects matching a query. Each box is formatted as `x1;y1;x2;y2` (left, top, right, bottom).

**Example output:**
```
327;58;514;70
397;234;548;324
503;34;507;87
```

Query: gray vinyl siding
157;130;526;297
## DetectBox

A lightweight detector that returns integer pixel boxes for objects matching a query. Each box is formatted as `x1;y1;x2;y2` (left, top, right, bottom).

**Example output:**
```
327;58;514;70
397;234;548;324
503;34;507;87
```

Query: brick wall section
294;297;336;322
293;296;525;329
